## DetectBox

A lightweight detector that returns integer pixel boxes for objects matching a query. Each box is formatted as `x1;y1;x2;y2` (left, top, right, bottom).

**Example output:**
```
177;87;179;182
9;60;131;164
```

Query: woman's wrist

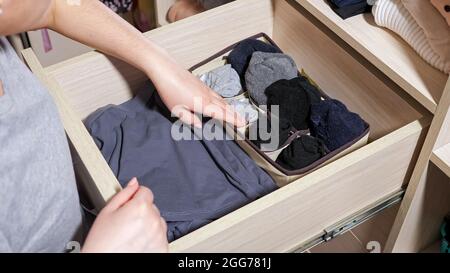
141;41;177;78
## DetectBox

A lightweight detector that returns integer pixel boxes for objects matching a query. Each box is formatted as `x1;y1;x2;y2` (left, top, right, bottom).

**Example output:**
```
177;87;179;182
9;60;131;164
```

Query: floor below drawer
309;204;400;253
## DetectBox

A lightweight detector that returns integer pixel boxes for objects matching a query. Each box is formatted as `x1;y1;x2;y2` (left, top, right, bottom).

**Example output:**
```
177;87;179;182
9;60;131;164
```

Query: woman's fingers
174;106;203;128
203;100;245;127
212;98;246;127
208;89;222;100
103;177;139;212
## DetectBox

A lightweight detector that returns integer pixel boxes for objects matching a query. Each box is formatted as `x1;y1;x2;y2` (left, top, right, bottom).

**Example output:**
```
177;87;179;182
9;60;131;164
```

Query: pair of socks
328;0;372;19
199;64;242;98
310;99;366;151
227;97;259;123
249;115;294;152
227;38;282;87
276;135;328;171
246;52;298;106
265;77;322;131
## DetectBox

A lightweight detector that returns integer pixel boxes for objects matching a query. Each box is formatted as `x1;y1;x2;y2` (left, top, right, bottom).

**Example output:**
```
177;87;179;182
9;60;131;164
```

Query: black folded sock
328;0;372;19
276;135;328;170
249;115;294;151
265;77;322;130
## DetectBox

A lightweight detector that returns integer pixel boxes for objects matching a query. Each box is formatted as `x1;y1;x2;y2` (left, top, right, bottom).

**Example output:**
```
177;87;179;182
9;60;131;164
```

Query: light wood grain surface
296;0;448;113
386;78;450;252
431;144;450;178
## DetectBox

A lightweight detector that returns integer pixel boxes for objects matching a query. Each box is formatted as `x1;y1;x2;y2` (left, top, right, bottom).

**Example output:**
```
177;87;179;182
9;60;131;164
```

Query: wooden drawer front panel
169;121;426;252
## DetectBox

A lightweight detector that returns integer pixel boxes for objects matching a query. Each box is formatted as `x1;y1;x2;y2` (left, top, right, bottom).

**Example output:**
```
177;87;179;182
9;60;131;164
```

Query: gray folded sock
199;64;242;98
245;52;298;106
227;97;259;123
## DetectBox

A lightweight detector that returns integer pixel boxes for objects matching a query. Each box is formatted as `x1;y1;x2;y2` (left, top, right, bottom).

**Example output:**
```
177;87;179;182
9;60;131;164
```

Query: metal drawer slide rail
293;190;405;253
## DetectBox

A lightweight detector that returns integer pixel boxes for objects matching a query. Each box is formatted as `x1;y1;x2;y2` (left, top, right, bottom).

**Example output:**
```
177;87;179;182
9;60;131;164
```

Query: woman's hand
82;178;169;253
145;48;246;128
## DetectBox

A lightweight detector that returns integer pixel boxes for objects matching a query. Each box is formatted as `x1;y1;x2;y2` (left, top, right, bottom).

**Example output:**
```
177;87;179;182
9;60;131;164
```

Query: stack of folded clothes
372;0;450;74
85;83;277;242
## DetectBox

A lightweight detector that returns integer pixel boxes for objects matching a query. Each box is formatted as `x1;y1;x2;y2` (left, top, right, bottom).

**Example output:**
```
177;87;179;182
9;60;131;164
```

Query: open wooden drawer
23;0;431;252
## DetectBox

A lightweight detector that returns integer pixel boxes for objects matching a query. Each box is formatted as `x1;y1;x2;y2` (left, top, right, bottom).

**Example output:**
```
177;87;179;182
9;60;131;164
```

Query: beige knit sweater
372;0;450;73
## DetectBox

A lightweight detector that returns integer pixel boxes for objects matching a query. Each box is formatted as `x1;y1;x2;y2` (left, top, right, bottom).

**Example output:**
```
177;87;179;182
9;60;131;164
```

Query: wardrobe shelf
431;143;450;178
297;0;448;114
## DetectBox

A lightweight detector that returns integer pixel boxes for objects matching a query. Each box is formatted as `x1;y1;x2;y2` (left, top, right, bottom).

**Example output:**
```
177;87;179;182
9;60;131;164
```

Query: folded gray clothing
227;97;259;123
245;52;298;106
85;82;277;242
199;64;242;98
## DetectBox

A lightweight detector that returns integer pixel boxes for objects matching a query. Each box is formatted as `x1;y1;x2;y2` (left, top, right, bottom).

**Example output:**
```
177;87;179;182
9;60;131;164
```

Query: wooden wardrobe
22;0;450;253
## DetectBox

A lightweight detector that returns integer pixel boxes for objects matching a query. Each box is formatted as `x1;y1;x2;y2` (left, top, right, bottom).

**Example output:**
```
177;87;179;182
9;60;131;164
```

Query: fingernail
128;178;138;187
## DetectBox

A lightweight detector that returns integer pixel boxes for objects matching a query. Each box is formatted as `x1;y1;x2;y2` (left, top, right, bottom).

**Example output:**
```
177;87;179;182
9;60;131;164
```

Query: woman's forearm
48;0;167;76
0;0;244;127
0;0;166;76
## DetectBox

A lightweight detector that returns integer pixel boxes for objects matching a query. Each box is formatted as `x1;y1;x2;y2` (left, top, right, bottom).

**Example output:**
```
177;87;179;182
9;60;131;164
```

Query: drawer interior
46;0;424;140
26;0;430;252
189;33;371;186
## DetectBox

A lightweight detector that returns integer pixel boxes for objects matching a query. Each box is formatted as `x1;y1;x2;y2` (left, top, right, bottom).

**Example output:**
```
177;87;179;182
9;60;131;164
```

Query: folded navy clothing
310;99;366;151
330;0;366;8
227;38;282;87
266;77;322;131
276;135;328;171
85;82;277;242
328;0;371;19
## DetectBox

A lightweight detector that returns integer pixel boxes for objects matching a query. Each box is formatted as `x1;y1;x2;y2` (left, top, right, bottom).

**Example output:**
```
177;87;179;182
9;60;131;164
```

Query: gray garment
85;83;277;242
227;97;259;123
199;64;242;98
0;37;82;252
199;0;234;10
245;52;298;106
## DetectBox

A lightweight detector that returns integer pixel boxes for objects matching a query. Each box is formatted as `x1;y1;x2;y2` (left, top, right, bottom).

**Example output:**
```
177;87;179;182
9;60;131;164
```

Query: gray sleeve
0;232;12;253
